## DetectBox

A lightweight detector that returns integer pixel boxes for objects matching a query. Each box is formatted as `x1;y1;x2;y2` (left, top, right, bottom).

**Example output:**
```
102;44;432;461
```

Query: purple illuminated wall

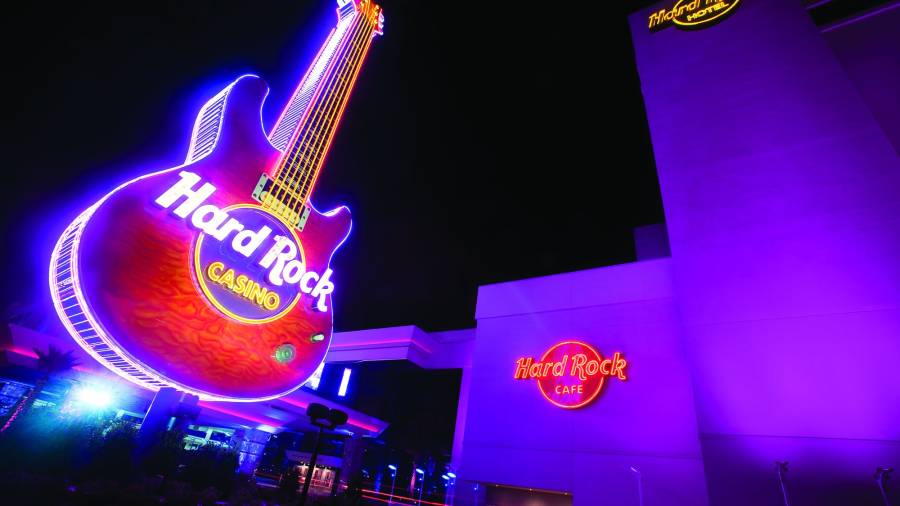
628;1;900;504
457;259;709;506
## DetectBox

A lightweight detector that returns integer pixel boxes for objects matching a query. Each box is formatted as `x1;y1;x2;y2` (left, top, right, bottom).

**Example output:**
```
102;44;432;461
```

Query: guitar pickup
251;173;312;231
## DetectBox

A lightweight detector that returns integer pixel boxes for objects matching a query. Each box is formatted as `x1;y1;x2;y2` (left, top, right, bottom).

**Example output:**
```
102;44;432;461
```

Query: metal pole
418;474;425;505
776;461;791;506
629;466;643;506
331;467;342;498
876;467;893;506
389;473;396;505
636;471;643;506
299;426;323;505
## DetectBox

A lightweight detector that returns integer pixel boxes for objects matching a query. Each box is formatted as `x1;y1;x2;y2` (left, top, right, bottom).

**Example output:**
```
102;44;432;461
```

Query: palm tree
1;344;79;433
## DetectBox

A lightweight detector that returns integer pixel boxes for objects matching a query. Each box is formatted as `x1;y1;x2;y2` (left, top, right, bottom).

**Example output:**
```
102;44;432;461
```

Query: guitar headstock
374;6;385;36
337;0;384;35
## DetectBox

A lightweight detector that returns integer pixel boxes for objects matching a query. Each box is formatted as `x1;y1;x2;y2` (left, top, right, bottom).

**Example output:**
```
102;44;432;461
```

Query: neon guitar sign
49;0;384;401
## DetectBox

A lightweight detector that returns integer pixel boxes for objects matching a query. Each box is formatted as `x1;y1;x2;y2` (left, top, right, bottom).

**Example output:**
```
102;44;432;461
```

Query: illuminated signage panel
648;0;741;32
515;341;628;409
48;0;384;401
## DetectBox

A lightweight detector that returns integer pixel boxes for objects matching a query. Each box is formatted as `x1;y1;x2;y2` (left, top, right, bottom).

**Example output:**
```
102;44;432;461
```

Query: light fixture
75;385;113;408
338;367;351;397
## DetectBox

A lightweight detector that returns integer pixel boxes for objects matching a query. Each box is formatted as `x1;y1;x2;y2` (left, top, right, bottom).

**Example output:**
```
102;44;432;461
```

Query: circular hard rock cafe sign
514;341;628;409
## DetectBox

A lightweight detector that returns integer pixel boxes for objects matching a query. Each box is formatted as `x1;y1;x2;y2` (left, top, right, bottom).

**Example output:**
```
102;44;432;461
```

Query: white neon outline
269;0;384;151
303;360;326;390
269;12;357;151
338;367;351;397
186;85;231;163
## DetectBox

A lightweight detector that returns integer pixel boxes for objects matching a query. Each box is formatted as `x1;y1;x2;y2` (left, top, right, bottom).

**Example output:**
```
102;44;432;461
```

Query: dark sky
2;1;666;332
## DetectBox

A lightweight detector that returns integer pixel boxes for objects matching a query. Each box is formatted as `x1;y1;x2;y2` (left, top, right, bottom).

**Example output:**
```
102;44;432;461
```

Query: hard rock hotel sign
648;0;741;32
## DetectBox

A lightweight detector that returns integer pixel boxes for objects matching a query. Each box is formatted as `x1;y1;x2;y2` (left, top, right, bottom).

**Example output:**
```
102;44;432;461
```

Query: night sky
2;1;666;332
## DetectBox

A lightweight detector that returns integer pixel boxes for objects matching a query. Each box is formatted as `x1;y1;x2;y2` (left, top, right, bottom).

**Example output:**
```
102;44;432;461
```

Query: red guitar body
51;75;350;401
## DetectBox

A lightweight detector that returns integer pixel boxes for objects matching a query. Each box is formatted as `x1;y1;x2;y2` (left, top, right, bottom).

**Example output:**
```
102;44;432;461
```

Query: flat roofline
476;258;675;320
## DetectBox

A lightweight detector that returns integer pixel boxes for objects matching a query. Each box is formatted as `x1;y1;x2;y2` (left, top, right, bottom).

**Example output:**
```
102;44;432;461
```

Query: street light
875;467;893;506
775;461;790;506
415;468;425;505
387;465;397;505
629;466;643;506
446;472;457;506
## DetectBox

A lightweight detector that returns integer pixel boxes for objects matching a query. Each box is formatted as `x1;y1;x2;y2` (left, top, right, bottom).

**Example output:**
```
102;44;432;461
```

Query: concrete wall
823;3;900;153
456;259;708;506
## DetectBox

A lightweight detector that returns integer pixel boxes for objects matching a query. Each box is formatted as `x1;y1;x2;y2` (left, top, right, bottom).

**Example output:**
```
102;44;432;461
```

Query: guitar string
285;16;375;217
292;20;376;212
269;13;369;217
280;14;373;218
269;12;365;211
267;13;366;215
289;1;379;210
273;14;369;213
283;12;373;217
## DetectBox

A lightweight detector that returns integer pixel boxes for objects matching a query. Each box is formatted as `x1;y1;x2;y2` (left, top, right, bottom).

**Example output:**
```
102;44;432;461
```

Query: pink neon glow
362;489;447;506
270;9;362;182
4;346;38;359
299;14;377;201
278;396;309;410
268;1;361;151
4;346;92;373
268;25;339;147
198;401;284;428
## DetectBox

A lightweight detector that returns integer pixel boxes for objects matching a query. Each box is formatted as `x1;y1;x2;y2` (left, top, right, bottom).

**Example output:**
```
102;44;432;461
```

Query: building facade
446;1;900;504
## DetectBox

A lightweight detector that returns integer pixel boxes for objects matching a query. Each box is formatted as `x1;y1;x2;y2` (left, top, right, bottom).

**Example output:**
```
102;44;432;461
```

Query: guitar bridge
251;174;312;231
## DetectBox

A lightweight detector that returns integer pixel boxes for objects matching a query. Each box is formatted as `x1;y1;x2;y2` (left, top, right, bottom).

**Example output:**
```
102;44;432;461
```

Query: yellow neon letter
206;261;225;282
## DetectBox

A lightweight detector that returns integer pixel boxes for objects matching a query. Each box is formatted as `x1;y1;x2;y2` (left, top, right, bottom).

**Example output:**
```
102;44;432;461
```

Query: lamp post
629;466;643;506
299;403;348;506
441;475;450;505
415;467;425;505
875;467;893;506
446;472;457;506
776;461;791;506
388;464;397;505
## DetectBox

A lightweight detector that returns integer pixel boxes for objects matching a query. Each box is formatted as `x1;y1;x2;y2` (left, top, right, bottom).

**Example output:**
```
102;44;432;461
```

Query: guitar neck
264;0;383;219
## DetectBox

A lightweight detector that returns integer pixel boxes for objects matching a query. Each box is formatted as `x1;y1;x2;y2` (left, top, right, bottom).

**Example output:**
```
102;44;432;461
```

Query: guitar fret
271;14;375;211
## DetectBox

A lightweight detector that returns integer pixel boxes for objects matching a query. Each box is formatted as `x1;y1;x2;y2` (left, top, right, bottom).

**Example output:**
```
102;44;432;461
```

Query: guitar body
51;75;351;401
